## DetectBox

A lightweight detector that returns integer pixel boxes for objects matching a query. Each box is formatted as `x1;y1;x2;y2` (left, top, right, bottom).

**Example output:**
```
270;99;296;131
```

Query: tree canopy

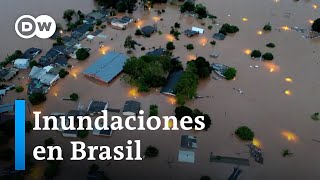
63;9;75;23
312;18;320;32
144;146;159;157
76;48;90;60
175;106;212;131
123;55;182;92
224;67;237;80
235;126;254;140
29;92;47;105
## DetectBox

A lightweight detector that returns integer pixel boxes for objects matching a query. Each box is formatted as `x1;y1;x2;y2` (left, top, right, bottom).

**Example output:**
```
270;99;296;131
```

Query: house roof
39;73;59;85
87;12;105;20
184;29;199;37
87;101;108;114
121;16;133;23
53;55;68;67
146;48;166;56
0;103;14;113
213;33;226;40
83;51;129;83
27;79;49;95
29;66;46;79
141;26;156;36
22;48;42;59
160;70;184;96
192;27;204;34
181;135;198;149
178;150;195;163
0;68;19;81
123;100;141;114
14;58;29;65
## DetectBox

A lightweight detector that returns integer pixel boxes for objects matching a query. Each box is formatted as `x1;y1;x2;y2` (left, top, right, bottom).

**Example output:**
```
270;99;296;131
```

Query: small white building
111;19;129;30
192;27;204;34
14;58;30;69
178;150;195;163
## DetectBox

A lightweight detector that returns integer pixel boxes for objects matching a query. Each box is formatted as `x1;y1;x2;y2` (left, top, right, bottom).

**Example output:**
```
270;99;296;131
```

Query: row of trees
0;50;23;67
175;57;212;104
251;50;274;61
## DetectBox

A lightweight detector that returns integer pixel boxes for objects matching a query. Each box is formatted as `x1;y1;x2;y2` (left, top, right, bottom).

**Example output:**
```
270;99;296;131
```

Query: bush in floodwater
235;126;254;141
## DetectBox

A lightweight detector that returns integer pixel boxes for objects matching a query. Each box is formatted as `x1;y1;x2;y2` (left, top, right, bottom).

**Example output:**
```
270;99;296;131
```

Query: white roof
40;73;59;85
43;66;54;72
178;150;195;163
14;58;29;64
192;27;204;34
87;35;95;40
29;66;46;79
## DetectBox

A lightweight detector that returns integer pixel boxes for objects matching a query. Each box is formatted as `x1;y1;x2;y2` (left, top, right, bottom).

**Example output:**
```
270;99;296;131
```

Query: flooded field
1;0;320;179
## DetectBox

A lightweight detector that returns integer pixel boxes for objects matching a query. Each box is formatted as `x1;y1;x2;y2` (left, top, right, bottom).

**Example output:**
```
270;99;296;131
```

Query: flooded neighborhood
0;0;320;179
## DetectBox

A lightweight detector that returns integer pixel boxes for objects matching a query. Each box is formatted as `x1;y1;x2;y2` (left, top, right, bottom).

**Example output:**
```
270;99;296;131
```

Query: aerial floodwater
0;0;320;179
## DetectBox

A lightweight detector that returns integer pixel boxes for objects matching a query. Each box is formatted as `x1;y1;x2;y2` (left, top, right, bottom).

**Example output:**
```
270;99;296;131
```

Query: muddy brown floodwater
1;0;320;179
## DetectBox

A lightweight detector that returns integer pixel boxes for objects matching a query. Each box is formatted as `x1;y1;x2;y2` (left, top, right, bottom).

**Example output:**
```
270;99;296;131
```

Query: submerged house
191;27;204;34
111;19;129;30
93;126;113;137
83;51;129;83
122;100;141;116
29;66;59;87
72;24;93;40
184;29;199;37
87;100;108;115
38;46;66;67
213;33;226;40
160;70;184;96
14;58;29;69
141;25;157;37
0;68;19;81
181;135;198;149
22;48;42;59
146;48;166;56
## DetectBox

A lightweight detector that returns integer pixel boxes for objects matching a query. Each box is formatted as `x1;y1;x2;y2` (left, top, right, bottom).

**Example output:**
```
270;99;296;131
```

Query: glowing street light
244;49;252;55
284;90;292;96
168;97;177;105
281;131;298;142
313;4;318;9
257;30;263;35
309;20;314;24
242;17;248;22
281;26;290;31
252;138;262;148
285;77;293;83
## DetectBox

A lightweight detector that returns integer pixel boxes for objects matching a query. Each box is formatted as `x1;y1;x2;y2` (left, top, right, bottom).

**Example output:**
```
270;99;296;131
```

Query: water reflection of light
257;30;263;35
252;138;262;148
242;17;248;22
168;97;177;105
244;49;252;55
285;77;293;83
153;16;160;22
72;73;77;78
281;26;290;31
274;0;280;2
129;87;139;98
166;34;175;42
136;20;143;28
313;4;318;9
199;38;208;46
281;131;298;142
284;90;292;96
53;92;58;97
264;62;280;73
99;46;110;55
187;54;197;61
309;20;314;24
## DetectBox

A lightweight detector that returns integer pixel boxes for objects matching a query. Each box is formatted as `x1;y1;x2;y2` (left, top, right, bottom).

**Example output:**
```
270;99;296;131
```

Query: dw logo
15;15;56;39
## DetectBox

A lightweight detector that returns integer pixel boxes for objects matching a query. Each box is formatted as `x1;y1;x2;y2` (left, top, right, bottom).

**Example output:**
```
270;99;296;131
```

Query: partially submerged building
184;29;199;37
93;126;113;137
14;58;29;69
22;48;42;59
181;135;198;149
122;100;141;116
0;68;19;81
191;27;204;34
178;150;195;163
213;33;226;40
83;51;129;83
141;25;157;37
146;48;166;57
87;100;108;115
160;70;183;96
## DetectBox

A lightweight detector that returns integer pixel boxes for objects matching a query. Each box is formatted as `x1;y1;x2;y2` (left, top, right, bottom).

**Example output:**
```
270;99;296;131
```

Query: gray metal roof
83;51;129;83
123;100;141;114
160;70;184;96
87;101;108;113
